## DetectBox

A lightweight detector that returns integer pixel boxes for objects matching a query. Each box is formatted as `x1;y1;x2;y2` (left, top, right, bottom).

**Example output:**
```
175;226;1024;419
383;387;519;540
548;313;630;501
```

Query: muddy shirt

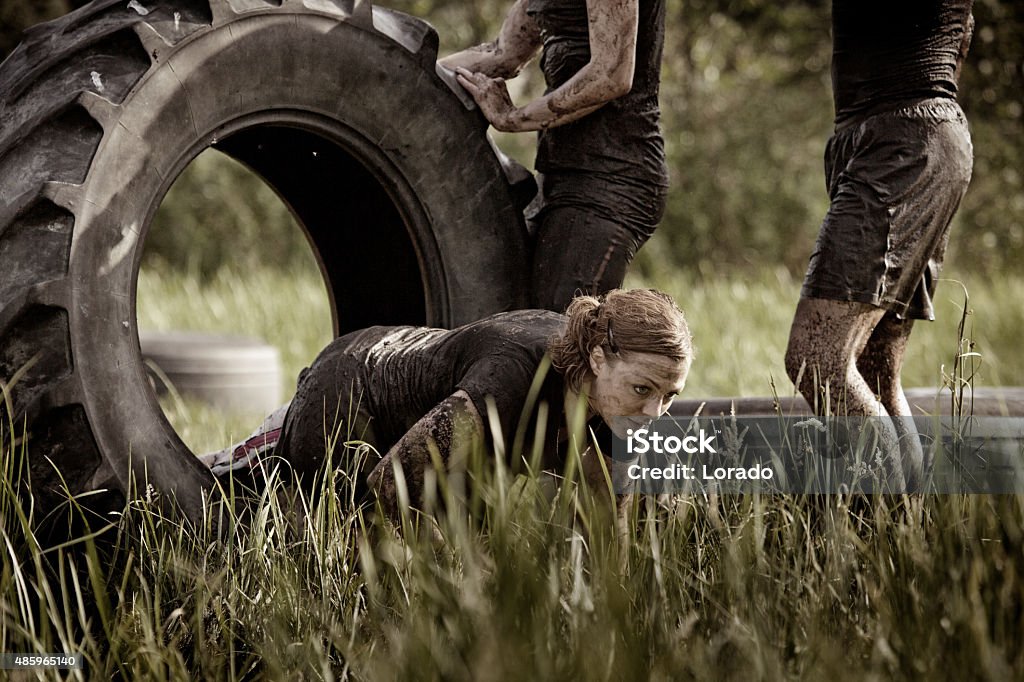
831;0;974;125
331;310;607;462
526;0;668;188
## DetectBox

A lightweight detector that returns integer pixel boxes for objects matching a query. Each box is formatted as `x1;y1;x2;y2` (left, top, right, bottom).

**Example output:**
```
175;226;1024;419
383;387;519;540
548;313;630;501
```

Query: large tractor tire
0;0;534;525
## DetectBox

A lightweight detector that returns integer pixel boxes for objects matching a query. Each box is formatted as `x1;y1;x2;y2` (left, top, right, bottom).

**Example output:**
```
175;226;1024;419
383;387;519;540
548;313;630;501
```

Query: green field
2;411;1022;680
1;264;1021;680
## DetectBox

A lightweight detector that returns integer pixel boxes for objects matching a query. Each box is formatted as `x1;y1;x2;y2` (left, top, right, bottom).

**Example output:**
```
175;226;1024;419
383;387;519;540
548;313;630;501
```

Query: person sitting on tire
201;289;693;518
438;0;669;313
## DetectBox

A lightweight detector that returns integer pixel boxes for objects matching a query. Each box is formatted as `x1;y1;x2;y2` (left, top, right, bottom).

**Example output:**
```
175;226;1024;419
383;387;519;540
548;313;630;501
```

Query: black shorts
801;98;973;320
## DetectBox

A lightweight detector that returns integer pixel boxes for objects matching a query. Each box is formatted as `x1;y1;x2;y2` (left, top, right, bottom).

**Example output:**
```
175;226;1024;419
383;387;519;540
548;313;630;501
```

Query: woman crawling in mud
201;289;692;518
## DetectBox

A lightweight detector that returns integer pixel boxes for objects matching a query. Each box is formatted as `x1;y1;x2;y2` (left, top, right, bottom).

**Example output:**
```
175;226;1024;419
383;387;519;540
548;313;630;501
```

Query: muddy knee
785;329;836;394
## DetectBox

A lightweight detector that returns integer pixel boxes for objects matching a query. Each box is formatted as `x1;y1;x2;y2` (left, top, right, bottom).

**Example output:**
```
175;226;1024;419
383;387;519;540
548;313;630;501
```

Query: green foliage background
1;0;1021;276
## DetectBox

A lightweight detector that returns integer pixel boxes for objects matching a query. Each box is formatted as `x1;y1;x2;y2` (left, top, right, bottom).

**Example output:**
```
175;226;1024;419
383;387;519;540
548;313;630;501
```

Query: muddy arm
452;0;639;132
438;0;541;79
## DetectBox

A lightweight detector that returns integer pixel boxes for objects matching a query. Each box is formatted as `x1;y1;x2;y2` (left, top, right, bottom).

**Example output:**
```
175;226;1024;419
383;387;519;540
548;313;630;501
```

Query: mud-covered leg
785;298;886;414
857;312;926;489
785;298;908;490
367;390;484;522
856;312;915;414
531;206;643;312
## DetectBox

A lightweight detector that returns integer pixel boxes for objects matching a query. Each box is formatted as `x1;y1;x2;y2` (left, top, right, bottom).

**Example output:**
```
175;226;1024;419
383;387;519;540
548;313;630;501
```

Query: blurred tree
144;150;314;280
953;0;1024;271
655;0;834;274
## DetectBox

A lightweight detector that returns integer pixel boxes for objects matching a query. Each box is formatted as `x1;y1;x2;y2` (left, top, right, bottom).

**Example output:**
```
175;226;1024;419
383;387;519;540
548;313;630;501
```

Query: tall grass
0;265;1019;679
2;408;1022;679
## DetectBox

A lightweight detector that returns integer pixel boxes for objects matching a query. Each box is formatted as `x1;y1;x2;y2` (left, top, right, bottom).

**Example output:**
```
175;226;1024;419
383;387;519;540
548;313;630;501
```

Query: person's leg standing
854;101;973;486
786;119;892;418
856;313;925;484
787;100;973;491
786;298;908;488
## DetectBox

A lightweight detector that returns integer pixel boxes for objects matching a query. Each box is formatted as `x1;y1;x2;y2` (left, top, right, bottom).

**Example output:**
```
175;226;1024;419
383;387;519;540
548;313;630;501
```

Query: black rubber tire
0;0;533;524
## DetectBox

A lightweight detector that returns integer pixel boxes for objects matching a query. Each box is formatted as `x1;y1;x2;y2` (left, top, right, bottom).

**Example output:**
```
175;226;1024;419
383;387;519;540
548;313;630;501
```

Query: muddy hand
454;67;519;132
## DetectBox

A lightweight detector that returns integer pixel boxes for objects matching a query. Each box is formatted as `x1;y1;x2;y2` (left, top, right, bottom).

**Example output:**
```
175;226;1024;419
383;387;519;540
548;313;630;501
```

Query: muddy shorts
801;97;973;320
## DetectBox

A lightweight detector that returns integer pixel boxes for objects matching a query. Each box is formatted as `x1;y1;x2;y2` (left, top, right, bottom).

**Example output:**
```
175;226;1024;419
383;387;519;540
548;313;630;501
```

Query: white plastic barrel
139;331;282;414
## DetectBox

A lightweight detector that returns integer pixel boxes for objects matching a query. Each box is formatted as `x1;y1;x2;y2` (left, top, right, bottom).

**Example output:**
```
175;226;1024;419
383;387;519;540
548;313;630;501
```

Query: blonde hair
548;289;694;391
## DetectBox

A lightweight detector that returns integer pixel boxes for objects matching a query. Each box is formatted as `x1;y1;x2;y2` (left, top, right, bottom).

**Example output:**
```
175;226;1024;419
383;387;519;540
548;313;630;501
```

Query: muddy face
587;348;690;438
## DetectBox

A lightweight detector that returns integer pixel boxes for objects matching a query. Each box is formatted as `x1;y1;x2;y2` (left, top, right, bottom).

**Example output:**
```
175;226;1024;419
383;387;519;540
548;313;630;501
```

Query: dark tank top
831;0;974;125
526;0;668;187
